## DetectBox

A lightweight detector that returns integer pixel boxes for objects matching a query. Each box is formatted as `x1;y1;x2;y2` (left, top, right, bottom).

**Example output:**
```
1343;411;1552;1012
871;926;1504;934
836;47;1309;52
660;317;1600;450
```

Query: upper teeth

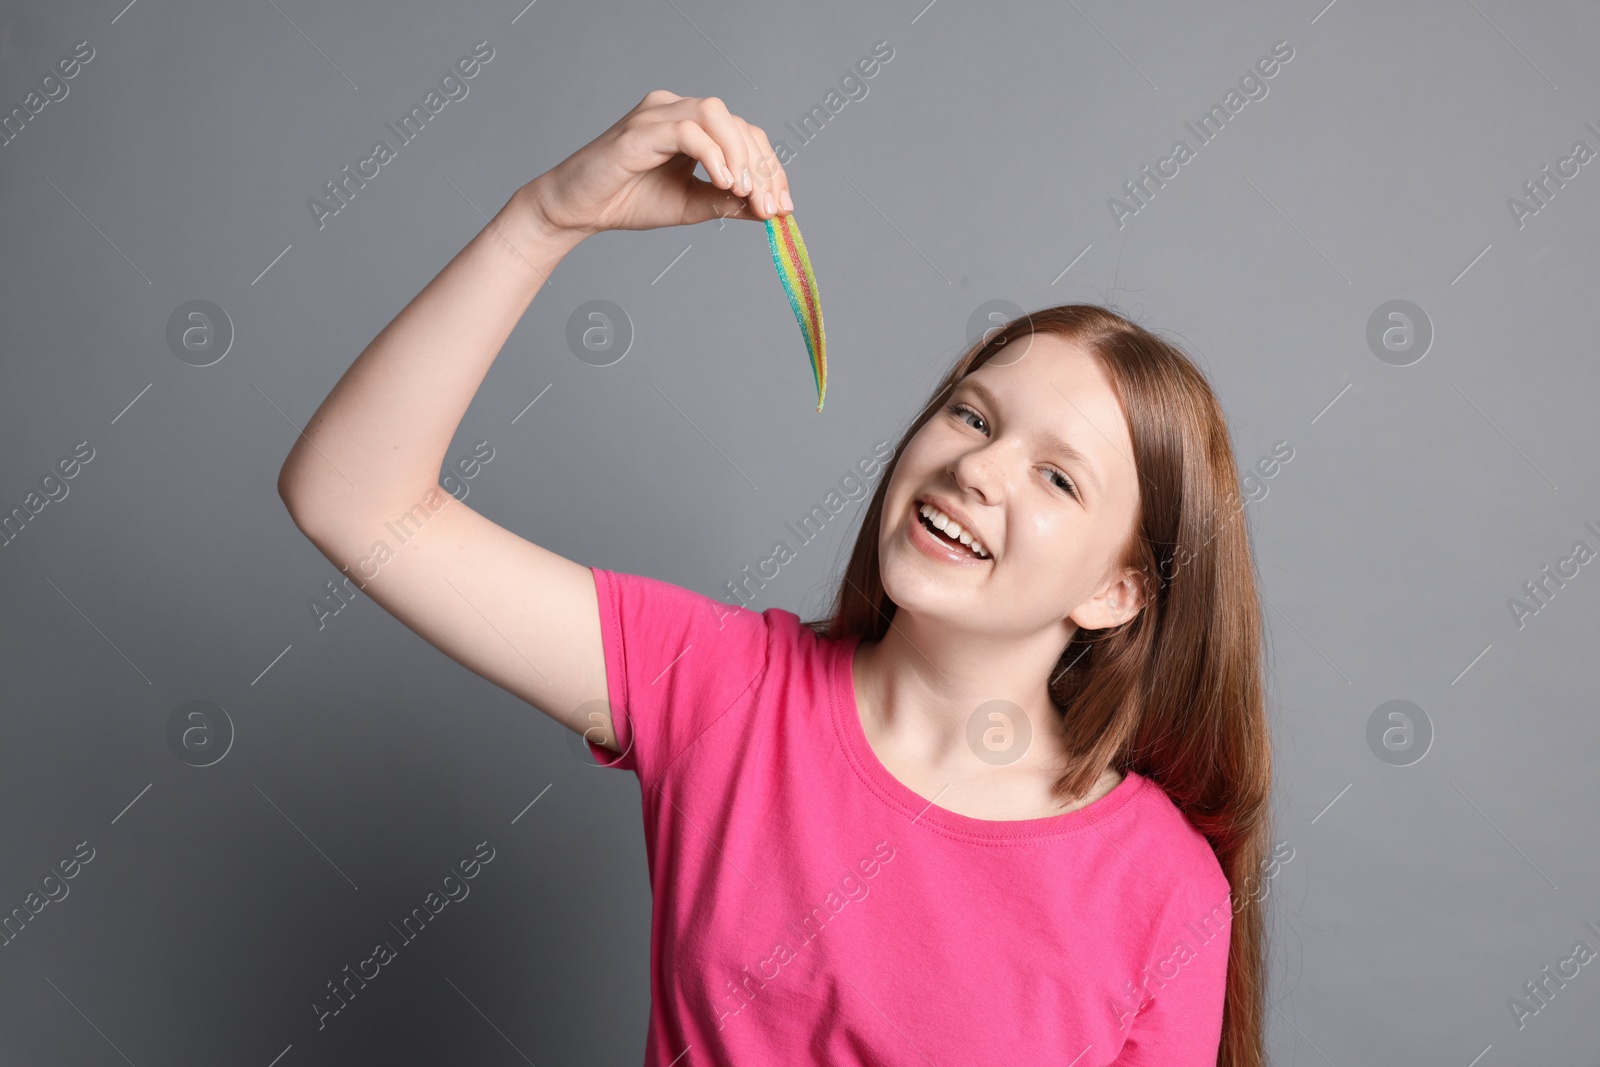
919;503;989;558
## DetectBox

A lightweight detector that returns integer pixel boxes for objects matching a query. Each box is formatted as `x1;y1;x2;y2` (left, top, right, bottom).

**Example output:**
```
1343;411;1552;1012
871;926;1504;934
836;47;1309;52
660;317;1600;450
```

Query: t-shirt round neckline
832;632;1145;842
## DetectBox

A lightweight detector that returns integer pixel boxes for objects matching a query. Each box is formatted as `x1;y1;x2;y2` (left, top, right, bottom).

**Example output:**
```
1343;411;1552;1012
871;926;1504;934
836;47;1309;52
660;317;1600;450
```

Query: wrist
509;179;589;253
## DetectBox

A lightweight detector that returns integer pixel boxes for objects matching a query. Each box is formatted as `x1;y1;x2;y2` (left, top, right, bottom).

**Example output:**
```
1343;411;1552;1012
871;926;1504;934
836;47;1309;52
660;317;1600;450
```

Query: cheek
1011;508;1096;581
1019;507;1062;545
884;436;939;504
896;429;942;470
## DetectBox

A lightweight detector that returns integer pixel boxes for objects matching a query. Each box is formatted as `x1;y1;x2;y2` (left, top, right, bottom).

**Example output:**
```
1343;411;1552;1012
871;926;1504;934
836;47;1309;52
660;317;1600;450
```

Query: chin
876;544;957;614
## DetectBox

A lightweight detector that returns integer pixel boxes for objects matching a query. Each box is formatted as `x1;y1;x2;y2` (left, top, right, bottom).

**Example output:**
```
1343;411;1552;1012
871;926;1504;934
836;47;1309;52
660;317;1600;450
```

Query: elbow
276;451;319;532
276;455;302;513
279;482;334;552
276;462;296;510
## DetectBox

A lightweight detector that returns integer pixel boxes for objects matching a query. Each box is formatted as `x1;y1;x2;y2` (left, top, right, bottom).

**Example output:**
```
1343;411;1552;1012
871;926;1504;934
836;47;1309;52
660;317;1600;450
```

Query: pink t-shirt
585;566;1233;1066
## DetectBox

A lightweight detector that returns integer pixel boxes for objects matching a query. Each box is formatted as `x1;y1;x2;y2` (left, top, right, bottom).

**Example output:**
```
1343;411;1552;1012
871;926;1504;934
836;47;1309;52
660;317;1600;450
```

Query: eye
947;402;986;433
1045;467;1080;500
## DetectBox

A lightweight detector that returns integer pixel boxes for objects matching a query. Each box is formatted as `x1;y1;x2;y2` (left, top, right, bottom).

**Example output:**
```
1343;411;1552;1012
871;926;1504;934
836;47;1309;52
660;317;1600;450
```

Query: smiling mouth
915;506;989;560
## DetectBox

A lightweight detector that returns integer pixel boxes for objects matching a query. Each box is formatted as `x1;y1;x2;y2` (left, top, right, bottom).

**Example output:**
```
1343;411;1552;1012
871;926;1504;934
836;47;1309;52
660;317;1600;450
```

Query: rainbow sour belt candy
764;212;827;412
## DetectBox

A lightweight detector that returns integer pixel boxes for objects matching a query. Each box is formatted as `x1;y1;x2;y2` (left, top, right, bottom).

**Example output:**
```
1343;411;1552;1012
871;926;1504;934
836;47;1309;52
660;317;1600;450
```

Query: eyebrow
954;378;1105;498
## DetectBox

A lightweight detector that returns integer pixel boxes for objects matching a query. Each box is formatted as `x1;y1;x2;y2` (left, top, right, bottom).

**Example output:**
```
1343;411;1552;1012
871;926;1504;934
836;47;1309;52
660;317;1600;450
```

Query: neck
854;608;1077;775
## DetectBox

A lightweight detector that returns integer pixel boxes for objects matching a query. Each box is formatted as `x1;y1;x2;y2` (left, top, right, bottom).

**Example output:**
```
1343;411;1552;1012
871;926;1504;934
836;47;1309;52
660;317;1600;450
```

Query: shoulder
1110;781;1235;1062
588;567;805;786
593;566;770;651
590;567;830;700
1123;772;1230;898
589;565;778;721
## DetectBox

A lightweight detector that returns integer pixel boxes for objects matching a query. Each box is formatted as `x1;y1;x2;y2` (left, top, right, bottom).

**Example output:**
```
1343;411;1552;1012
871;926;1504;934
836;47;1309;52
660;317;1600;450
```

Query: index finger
743;123;793;215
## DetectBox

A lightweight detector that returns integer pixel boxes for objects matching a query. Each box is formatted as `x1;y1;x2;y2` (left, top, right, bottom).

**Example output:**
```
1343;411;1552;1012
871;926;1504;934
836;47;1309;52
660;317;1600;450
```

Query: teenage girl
278;90;1273;1067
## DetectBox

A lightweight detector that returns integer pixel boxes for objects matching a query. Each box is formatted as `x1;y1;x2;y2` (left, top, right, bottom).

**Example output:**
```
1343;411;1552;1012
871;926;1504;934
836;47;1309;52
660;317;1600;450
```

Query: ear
1067;564;1147;631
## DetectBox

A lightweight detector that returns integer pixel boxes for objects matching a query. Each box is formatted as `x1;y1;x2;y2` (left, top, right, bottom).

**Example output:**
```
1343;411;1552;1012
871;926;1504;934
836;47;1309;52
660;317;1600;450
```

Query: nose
948;439;1005;506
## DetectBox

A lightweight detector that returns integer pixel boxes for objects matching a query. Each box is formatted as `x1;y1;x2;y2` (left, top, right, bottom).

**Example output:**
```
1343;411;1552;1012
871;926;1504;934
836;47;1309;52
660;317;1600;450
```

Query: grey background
1;0;1596;1063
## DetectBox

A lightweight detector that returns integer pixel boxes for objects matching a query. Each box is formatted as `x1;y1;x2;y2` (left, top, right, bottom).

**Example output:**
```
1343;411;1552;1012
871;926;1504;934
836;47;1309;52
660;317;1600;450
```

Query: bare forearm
278;181;582;528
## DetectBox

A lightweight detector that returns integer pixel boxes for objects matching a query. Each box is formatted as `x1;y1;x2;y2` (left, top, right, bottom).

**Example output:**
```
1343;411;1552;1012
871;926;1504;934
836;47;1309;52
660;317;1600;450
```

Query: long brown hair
803;304;1272;1066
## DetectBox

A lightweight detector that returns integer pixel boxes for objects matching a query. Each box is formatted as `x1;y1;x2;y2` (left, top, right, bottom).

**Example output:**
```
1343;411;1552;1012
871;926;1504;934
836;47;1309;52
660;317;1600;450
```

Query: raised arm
276;90;794;748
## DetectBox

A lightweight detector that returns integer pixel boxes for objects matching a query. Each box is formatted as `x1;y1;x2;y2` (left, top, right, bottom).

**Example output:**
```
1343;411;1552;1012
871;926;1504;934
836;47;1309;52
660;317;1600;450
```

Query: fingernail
763;192;775;215
741;167;753;194
719;163;733;186
779;188;794;212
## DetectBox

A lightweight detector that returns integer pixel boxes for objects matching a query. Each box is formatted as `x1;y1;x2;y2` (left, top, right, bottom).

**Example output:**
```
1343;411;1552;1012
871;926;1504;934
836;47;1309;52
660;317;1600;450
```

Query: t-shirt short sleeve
584;566;772;792
1111;866;1234;1066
